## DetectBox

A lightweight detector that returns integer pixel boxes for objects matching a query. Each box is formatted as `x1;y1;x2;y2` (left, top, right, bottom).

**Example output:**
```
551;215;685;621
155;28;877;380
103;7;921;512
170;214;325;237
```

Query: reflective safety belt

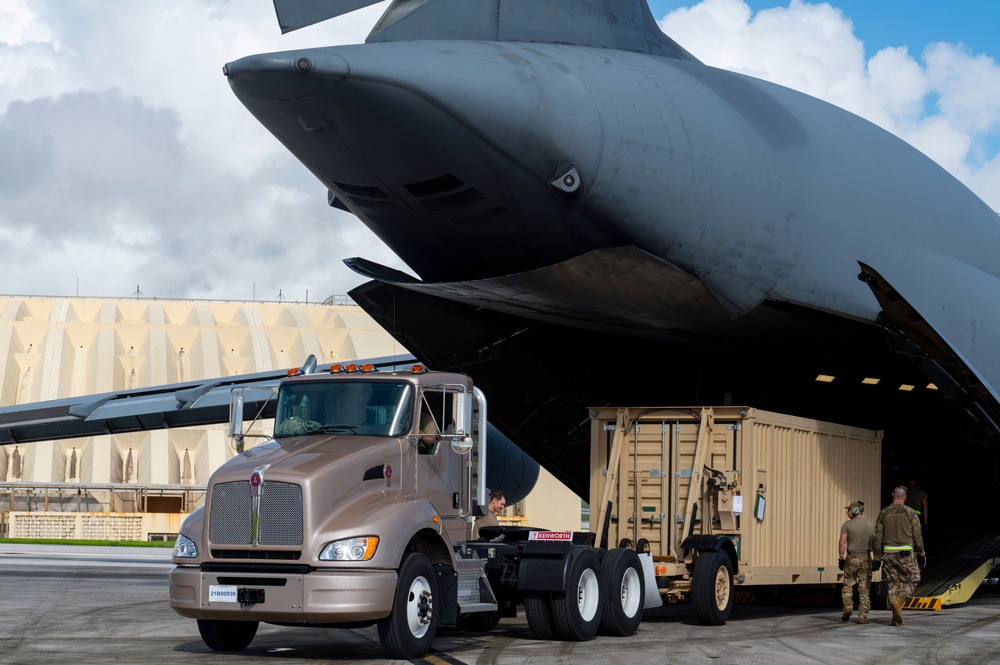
884;545;914;551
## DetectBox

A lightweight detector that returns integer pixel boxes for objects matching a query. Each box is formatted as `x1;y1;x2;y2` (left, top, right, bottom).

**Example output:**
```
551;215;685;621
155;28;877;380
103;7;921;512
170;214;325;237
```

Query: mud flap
637;552;663;609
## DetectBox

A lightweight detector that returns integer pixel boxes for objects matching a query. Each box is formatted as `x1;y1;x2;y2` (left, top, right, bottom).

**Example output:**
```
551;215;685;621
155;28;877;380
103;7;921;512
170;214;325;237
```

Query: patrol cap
845;501;864;511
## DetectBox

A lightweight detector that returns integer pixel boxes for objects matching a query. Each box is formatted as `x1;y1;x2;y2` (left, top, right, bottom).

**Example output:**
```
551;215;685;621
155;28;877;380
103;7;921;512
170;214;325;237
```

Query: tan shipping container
589;406;881;593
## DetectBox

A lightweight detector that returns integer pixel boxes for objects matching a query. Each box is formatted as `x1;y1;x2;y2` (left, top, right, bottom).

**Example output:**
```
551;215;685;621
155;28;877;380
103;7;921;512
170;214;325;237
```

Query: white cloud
0;0;403;301
659;0;1000;211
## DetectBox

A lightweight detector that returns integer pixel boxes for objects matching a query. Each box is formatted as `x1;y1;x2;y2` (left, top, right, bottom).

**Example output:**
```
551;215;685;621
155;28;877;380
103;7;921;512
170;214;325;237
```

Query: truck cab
170;362;649;658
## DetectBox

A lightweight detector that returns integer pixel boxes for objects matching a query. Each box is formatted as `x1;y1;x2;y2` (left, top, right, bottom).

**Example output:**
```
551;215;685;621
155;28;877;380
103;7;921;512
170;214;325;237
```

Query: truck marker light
410;365;427;374
330;364;345;373
360;363;376;372
433;515;440;523
345;363;359;372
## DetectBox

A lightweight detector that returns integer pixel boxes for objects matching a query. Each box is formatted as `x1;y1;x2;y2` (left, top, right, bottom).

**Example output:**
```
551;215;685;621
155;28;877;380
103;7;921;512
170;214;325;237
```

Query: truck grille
209;480;304;546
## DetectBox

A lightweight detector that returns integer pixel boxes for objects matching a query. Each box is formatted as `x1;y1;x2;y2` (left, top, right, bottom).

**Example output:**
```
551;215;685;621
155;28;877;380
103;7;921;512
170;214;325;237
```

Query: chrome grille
209;480;303;546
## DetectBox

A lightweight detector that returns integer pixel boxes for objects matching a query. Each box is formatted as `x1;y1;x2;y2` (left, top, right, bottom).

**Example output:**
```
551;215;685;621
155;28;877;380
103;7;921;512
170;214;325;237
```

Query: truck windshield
273;380;413;437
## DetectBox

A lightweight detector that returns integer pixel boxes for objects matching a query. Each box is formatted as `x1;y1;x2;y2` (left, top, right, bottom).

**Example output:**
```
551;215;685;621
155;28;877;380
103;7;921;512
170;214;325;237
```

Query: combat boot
857;617;870;624
841;610;851;622
890;597;905;626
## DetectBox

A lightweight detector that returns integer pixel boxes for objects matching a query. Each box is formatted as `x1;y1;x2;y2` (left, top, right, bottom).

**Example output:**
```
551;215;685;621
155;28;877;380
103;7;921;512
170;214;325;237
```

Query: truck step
458;602;499;614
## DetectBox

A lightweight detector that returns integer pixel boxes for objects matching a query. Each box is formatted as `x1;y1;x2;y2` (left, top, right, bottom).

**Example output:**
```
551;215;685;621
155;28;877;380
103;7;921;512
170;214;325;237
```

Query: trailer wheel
377;552;438;659
692;550;733;625
197;619;258;651
525;592;556;640
599;547;645;636
551;547;603;641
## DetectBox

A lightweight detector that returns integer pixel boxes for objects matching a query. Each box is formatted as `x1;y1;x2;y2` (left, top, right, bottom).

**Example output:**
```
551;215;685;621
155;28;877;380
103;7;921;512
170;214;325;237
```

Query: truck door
416;387;469;540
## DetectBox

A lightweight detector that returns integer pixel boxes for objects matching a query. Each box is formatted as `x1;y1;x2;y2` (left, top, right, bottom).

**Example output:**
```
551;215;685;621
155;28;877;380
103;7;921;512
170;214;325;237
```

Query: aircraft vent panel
423;187;488;211
334;182;389;199
452;205;508;225
404;173;464;197
209;480;304;546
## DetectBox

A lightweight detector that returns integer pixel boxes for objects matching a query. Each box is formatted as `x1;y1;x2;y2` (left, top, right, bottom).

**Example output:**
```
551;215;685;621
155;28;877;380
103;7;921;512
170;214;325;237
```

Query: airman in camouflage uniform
874;486;925;626
839;501;874;624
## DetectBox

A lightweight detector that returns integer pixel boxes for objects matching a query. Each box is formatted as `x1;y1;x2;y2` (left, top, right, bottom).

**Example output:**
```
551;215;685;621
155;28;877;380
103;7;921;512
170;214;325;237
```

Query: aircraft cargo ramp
898;528;1000;610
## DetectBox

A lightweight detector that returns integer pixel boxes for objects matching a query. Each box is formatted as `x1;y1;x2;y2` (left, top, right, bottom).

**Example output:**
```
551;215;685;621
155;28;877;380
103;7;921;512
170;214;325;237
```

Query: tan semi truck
589;406;882;623
169;363;653;659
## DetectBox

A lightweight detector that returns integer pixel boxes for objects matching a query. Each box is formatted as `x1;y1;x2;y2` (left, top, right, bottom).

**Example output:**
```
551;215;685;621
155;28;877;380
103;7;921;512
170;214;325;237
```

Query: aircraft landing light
815;375;835;383
861;377;880;385
899;384;915;391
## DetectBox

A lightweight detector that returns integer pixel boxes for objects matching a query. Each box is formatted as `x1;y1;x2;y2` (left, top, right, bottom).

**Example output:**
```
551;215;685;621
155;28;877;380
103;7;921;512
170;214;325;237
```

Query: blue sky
649;0;1000;59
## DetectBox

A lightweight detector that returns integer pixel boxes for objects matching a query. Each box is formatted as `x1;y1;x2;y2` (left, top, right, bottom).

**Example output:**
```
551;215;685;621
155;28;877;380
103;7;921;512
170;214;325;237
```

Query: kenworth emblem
250;466;264;547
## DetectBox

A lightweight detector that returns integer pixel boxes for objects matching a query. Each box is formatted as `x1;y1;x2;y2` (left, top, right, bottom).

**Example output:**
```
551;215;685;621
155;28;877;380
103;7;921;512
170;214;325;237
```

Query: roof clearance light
815;375;835;383
330;364;345;373
345;363;358;373
360;363;376;372
899;384;915;391
861;377;880;385
286;368;298;376
411;365;427;374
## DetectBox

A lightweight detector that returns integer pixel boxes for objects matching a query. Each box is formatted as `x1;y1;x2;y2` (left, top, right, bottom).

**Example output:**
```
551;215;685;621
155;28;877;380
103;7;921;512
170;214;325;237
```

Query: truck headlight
319;536;379;561
172;533;198;558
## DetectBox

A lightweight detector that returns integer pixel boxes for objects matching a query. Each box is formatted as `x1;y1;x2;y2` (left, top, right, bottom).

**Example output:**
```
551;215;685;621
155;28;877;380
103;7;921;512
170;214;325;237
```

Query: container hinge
726;424;742;431
604;423;616;431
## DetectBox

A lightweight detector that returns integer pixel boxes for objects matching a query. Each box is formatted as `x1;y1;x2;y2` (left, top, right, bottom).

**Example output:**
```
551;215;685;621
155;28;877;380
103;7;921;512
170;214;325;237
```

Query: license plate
209;585;238;603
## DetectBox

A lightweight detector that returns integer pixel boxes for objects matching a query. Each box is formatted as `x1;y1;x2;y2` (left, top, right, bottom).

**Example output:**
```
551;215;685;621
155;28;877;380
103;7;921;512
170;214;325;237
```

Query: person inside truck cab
418;408;439;453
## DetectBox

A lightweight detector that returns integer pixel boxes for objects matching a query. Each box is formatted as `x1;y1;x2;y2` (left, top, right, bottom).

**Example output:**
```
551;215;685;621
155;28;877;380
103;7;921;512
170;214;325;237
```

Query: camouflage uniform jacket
874;503;924;559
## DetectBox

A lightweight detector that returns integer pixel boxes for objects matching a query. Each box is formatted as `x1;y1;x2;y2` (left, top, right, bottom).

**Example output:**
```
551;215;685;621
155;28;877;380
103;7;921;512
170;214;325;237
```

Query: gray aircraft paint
226;0;1000;420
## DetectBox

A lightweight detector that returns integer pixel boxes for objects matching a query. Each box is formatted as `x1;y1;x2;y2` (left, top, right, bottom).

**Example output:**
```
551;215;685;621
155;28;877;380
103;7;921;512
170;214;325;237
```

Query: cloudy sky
1;0;998;303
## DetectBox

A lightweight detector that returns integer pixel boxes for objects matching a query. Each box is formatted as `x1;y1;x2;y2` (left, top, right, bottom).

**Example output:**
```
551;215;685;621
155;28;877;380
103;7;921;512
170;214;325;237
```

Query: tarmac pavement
2;544;1000;664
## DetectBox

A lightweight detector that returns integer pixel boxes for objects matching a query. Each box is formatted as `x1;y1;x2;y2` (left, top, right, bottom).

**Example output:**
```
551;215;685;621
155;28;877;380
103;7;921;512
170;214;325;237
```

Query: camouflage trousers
883;551;921;604
841;554;872;617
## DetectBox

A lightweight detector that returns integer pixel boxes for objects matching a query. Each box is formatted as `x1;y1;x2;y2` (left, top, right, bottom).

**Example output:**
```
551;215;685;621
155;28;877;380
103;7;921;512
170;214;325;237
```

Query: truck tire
524;592;556;640
599;547;645;636
692;550;734;625
377;552;439;659
551;547;603;641
197;619;258;651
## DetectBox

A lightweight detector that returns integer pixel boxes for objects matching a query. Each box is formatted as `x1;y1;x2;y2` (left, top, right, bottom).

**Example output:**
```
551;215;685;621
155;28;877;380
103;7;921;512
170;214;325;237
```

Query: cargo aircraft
3;0;1000;520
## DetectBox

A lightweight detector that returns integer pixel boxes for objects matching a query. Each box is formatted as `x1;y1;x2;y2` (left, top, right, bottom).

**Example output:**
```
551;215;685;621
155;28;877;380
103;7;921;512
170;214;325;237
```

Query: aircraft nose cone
224;50;350;101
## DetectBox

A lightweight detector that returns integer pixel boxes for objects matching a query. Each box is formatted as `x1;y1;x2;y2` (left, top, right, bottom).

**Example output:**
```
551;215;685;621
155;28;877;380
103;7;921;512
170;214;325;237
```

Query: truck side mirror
454;392;473;437
229;388;245;451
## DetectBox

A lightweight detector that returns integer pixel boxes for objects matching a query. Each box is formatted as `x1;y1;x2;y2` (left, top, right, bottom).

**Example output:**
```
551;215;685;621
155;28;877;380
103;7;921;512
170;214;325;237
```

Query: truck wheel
551;547;602;641
525;592;556;640
599;547;645;636
377;552;439;659
196;619;258;651
692;550;733;625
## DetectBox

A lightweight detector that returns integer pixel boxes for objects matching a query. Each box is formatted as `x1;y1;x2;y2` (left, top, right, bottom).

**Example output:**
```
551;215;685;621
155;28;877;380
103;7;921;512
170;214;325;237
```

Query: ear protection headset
850;501;864;516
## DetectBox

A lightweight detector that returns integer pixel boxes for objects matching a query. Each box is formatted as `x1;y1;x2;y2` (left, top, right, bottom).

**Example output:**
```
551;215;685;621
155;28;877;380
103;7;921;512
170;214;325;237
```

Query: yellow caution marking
902;597;942;611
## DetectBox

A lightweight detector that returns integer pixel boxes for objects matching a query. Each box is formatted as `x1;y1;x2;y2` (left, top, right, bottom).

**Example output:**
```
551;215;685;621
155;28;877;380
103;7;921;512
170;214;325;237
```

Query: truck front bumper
169;565;398;624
